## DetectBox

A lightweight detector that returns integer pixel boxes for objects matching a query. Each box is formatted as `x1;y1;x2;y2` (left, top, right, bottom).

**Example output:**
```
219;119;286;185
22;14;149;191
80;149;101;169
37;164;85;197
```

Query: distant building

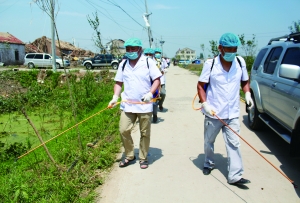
0;32;25;65
175;48;196;61
106;39;125;57
25;36;94;60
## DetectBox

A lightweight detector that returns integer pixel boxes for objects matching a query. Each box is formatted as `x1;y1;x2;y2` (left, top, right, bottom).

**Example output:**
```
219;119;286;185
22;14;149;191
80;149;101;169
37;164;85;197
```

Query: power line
107;0;146;29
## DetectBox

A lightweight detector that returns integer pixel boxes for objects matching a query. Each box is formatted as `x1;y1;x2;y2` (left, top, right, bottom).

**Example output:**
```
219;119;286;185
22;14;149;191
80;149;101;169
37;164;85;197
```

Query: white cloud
152;4;178;10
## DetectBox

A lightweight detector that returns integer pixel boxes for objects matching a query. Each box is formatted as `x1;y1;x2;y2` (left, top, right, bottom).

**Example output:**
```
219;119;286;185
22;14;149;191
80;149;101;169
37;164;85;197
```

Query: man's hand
202;102;215;116
141;92;153;102
108;95;119;108
245;92;254;109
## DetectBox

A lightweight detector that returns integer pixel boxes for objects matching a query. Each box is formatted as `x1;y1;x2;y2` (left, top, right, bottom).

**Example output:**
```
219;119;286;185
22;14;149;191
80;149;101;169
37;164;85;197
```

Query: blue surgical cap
219;33;241;47
154;48;162;53
144;48;154;54
124;38;142;47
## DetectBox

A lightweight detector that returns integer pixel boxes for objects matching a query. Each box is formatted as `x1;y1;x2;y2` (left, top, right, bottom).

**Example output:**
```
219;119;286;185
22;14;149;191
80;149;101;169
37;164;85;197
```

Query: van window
253;48;268;70
281;47;300;67
26;54;35;59
263;47;283;74
45;55;50;59
34;54;43;59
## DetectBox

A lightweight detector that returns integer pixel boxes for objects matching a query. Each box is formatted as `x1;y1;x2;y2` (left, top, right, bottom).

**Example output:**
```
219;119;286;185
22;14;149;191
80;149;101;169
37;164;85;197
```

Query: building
25;36;94;61
0;32;25;65
175;48;196;61
106;39;125;57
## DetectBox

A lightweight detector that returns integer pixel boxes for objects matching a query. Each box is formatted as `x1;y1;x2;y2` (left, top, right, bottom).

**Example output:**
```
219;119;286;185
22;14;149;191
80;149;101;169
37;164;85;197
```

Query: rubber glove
142;92;153;102
108;95;119;108
245;92;254;109
202;102;215;116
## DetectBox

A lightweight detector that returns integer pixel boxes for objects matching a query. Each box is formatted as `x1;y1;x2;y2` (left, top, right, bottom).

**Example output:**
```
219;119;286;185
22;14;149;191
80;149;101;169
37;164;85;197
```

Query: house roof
0;32;24;44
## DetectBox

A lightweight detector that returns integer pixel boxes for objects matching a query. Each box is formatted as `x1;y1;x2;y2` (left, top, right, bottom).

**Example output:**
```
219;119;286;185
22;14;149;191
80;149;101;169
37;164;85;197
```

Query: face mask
155;54;161;59
146;55;153;59
221;47;236;62
125;51;139;60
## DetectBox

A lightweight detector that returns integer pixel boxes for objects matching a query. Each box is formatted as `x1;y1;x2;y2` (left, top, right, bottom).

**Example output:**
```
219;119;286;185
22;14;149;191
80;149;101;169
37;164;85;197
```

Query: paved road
95;64;300;203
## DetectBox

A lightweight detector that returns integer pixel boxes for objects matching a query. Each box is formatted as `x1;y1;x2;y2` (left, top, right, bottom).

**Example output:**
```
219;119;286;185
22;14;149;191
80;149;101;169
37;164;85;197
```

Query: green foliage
0;70;121;202
87;11;105;53
208;40;219;57
289;20;300;33
238;34;257;58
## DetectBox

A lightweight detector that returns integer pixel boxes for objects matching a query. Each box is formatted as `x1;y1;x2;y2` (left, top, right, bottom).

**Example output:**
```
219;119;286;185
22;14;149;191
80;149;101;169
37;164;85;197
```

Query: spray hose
192;93;297;188
17;97;160;160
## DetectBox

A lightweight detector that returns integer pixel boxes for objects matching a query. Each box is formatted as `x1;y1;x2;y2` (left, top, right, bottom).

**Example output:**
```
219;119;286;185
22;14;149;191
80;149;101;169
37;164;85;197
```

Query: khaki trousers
119;111;152;161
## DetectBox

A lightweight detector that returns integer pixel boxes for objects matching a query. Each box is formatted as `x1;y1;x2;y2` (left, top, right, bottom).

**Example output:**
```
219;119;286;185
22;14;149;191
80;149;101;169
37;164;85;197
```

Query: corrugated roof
0;32;24;44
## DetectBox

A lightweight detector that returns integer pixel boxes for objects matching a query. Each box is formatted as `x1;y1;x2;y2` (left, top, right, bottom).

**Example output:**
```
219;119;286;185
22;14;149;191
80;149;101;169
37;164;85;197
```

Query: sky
0;0;299;58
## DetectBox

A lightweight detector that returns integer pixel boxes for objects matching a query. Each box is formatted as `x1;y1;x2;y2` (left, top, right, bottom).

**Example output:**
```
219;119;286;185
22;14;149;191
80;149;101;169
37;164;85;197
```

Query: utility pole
144;0;153;48
159;36;165;57
50;0;56;72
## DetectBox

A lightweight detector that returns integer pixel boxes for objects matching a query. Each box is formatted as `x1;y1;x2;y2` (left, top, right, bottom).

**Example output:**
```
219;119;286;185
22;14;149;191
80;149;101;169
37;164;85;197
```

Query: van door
44;54;52;68
268;47;300;130
34;54;43;68
260;47;283;114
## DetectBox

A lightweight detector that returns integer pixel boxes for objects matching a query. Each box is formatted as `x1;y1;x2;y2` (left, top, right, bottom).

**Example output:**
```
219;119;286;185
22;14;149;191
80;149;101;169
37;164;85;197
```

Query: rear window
34;54;43;59
281;47;300;67
253;48;268;70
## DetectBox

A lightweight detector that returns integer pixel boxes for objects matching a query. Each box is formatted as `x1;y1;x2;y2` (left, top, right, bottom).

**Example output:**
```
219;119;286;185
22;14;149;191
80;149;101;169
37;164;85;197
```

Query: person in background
144;48;161;123
108;38;162;169
166;57;170;67
154;48;168;112
197;33;254;185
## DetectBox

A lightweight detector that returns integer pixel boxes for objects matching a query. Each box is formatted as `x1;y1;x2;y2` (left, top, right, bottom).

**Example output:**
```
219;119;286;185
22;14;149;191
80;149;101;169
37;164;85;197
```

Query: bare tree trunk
21;108;58;168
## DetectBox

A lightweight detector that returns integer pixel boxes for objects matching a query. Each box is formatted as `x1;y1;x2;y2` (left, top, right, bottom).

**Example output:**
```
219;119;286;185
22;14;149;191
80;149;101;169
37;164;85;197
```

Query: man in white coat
108;38;162;169
197;33;254;185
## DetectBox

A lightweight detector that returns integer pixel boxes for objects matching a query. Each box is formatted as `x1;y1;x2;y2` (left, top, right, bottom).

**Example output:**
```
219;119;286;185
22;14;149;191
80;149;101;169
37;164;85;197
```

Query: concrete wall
0;43;25;65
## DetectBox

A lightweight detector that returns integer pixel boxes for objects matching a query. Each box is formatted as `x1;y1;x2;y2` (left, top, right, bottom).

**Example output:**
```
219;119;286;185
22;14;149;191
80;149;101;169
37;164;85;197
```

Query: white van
24;53;70;69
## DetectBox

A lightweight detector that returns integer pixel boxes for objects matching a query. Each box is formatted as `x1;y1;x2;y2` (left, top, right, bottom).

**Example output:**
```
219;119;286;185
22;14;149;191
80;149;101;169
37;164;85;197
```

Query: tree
238;34;257;58
208;40;219;57
289;20;300;33
87;11;106;54
200;53;204;59
238;34;258;71
200;44;205;59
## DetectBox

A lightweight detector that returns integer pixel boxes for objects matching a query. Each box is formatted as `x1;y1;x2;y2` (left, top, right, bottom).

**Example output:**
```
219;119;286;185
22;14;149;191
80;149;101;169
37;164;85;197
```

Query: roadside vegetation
0;69;121;202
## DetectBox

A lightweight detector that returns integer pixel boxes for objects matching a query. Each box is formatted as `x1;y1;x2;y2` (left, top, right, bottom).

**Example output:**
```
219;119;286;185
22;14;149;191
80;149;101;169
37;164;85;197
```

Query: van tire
290;124;300;157
111;62;119;70
28;63;35;69
248;94;263;130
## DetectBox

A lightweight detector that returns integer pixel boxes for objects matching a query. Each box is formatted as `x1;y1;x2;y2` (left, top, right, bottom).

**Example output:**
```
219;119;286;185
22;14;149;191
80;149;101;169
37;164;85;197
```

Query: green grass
0;70;122;202
0;110;72;147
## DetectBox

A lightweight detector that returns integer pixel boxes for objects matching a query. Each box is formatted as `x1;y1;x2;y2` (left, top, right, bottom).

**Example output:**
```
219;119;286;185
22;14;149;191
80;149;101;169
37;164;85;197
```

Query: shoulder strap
146;57;149;69
210;58;215;72
122;60;127;71
236;56;242;68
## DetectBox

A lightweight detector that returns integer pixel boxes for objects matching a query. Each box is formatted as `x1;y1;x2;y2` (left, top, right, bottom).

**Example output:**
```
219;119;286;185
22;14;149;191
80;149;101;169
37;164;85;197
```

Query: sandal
119;156;136;168
139;160;148;169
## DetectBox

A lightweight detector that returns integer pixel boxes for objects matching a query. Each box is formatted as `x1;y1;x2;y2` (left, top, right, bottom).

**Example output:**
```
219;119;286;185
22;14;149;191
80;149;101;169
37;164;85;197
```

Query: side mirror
280;64;300;82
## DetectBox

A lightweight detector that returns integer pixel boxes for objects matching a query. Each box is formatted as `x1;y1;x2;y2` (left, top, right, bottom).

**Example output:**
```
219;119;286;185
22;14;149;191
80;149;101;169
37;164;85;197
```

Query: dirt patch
0;78;27;97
